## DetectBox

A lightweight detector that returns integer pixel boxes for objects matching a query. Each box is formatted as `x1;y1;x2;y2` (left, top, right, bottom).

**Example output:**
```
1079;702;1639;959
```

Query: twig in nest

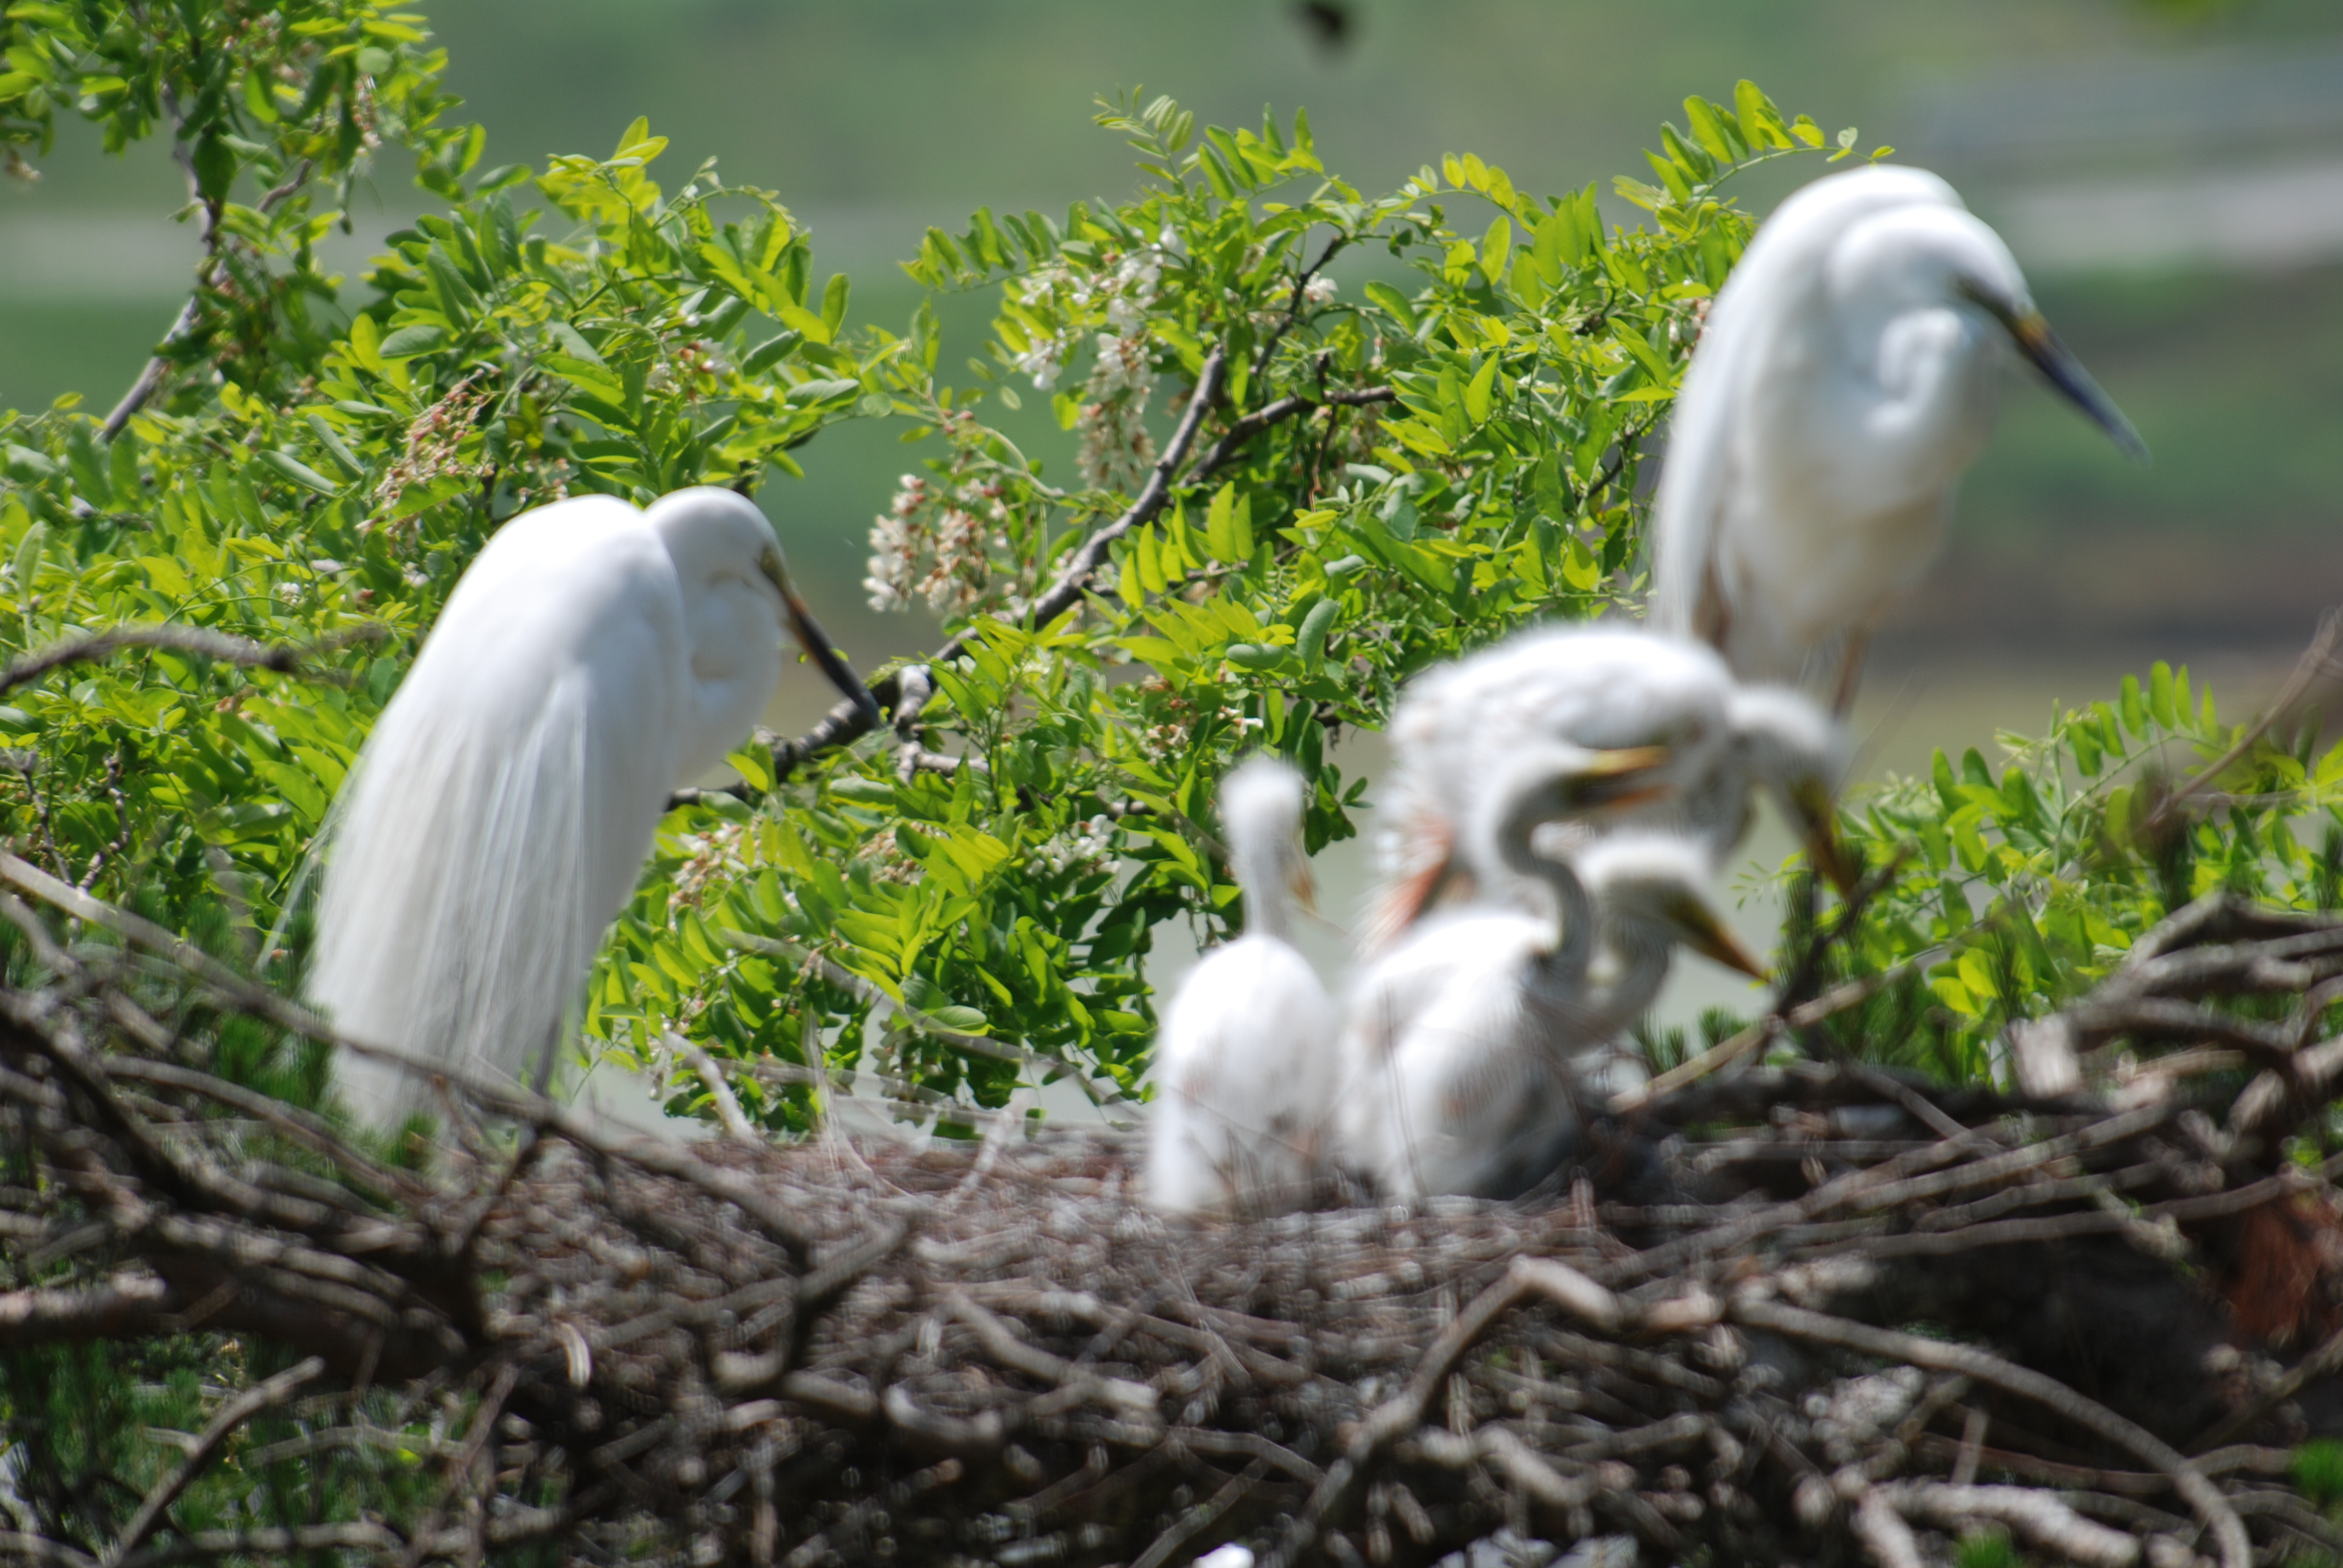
672;1033;762;1145
1732;1297;2251;1568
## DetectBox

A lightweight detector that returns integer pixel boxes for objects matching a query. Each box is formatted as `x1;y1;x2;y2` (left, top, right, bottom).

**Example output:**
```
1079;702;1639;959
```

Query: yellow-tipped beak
1786;777;1861;899
1666;892;1770;980
1570;743;1676;811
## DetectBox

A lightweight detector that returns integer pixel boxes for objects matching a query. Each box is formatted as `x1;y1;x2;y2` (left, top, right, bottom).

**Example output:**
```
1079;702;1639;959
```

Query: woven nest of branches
10;861;2343;1568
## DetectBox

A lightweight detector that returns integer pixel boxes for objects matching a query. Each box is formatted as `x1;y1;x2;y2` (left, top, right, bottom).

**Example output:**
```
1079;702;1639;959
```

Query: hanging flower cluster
1028;814;1118;877
1073;248;1166;493
863;413;1018;616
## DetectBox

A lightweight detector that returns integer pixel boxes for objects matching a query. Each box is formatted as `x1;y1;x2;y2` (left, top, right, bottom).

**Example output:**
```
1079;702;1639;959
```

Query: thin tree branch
0;625;387;700
672;1033;762;1145
765;353;1391;782
108;1357;326;1564
102;156;314;440
2139;607;2343;839
0;1272;177;1344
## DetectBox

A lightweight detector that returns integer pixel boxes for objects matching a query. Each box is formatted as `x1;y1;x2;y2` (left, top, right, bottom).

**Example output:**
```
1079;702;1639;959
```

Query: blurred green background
7;0;2343;759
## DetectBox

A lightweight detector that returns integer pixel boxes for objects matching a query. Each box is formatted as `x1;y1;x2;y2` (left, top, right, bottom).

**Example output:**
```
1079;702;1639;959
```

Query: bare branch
0;624;388;700
0;1272;176;1344
101;156;314;440
672;1033;762;1145
765;354;1391;780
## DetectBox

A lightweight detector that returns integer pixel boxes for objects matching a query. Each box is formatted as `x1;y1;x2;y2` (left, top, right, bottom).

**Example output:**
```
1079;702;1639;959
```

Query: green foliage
1954;1528;2022;1568
1784;658;2343;1086
2295;1439;2343;1508
0;11;1889;1138
606;85;1886;1125
1;0;467;400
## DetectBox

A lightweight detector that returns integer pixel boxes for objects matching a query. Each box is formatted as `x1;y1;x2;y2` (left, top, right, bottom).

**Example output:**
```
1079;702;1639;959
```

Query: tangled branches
7;871;2343;1566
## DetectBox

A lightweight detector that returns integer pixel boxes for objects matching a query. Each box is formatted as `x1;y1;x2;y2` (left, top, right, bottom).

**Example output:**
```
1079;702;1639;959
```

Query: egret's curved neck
1232;838;1293;946
1491;785;1594;989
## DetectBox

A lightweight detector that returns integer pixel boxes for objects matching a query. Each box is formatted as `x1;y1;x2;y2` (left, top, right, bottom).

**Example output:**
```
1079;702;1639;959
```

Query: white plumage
1145;756;1342;1217
1341;747;1763;1201
1650;163;2143;698
311;486;871;1121
1370;623;1848;946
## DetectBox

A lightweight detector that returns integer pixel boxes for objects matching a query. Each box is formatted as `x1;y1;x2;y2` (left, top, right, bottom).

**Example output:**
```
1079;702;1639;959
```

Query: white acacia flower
1014;339;1064;391
1303;275;1337;305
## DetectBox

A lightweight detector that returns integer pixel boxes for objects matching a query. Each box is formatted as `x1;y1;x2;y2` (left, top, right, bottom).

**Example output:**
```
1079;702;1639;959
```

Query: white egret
1649;163;2145;704
1340;747;1765;1201
310;486;875;1121
1145;756;1342;1217
1369;624;1850;947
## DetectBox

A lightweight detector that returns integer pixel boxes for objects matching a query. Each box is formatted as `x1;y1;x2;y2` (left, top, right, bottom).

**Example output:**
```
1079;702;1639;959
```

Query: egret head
1956;277;2148;462
647;487;879;726
1219;754;1315;936
1478;742;1676;882
1575;833;1768;980
1833;200;2145;462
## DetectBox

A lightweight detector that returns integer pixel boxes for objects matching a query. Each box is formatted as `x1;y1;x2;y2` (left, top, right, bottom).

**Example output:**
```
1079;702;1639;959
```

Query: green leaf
2149;661;2177;730
821;272;851;338
1295;598;1338;671
1479;215;1512;288
1203;483;1244;561
1362;280;1417;333
1463;354;1498;425
255;450;340;494
378;324;448;359
742;330;802;376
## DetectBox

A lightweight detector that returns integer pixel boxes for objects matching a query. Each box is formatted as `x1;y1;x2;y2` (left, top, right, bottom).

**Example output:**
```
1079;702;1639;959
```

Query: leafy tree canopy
2;0;2338;1147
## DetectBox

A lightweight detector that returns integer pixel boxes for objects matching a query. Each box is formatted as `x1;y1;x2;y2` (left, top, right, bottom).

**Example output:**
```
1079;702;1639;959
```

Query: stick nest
8;873;2343;1568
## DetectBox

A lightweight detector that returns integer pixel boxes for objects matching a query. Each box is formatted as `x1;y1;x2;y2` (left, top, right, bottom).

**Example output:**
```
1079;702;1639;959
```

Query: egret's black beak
1967;285;2148;462
761;545;881;727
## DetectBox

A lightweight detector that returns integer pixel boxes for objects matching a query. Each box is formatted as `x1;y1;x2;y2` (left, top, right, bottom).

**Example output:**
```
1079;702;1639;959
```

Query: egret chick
1650;163;2144;704
1371;624;1848;946
1341;748;1763;1200
311;486;875;1122
1145;757;1341;1217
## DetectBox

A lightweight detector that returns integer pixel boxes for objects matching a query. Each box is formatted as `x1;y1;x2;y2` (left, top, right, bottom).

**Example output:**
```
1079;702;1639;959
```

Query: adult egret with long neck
1370;624;1849;946
1145;756;1341;1217
1340;746;1765;1200
1649;163;2145;704
310;486;875;1122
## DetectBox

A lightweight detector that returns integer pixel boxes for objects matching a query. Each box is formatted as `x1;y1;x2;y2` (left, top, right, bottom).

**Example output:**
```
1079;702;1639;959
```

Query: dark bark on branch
100;143;313;442
0;624;387;700
761;353;1393;783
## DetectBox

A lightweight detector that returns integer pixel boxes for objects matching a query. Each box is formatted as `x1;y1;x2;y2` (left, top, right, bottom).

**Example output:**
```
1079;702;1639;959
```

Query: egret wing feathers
314;498;687;1120
1649;165;1964;671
